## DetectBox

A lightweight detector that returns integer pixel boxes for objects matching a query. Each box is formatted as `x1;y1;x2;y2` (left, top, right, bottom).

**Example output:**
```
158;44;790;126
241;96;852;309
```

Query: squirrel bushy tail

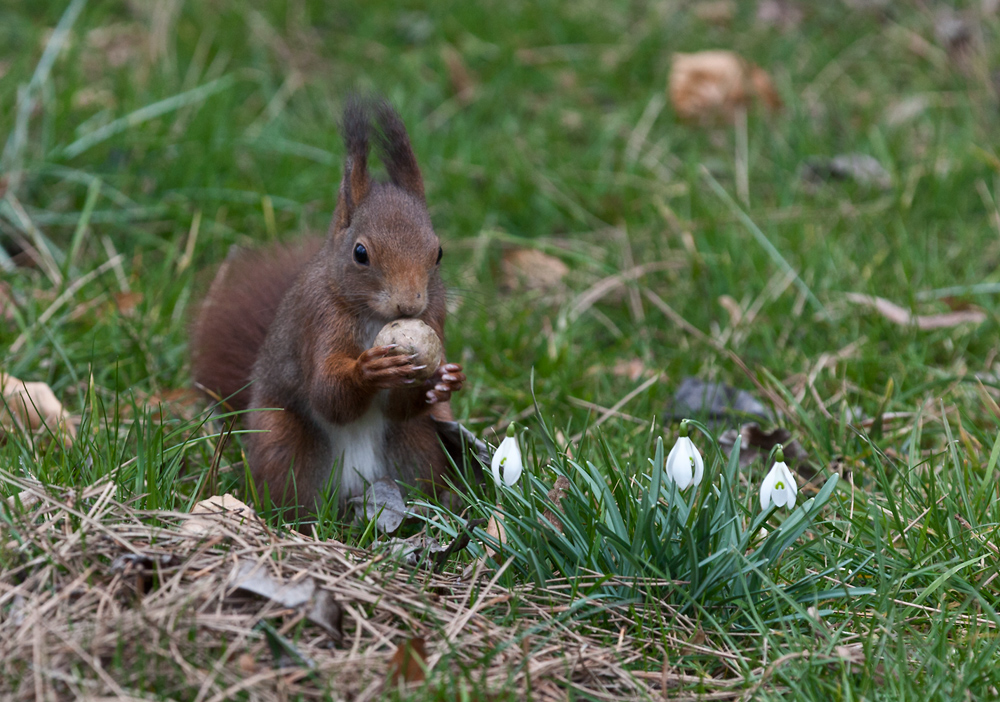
189;237;322;411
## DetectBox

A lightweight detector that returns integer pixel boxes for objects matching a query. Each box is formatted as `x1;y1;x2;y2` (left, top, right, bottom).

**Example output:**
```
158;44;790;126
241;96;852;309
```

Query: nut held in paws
373;319;443;381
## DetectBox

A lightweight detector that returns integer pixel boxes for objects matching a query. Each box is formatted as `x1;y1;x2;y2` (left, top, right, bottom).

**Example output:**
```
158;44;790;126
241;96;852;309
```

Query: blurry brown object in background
669;50;782;124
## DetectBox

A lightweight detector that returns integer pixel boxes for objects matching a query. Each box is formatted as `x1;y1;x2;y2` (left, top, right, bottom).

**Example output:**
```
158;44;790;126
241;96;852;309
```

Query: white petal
759;462;780;510
490;438;508;486
491;436;523;487
503;440;523;486
771;478;789;507
689;438;705;487
780;462;797;508
666;438;693;489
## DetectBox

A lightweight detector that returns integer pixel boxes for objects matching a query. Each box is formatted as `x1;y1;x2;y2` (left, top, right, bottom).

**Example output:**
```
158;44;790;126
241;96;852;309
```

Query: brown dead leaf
238;653;258;674
485;508;507;559
669;50;781;124
694;1;735;25
230;559;344;644
501;248;569;292
611;358;651;382
845;293;987;330
441;45;476;104
182;494;259;536
0;374;77;445
543;475;571;533
114;290;143;317
388;636;427;685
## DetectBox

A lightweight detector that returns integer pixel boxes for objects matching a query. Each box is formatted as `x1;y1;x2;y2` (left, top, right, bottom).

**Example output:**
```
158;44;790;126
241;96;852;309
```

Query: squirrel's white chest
321;403;388;501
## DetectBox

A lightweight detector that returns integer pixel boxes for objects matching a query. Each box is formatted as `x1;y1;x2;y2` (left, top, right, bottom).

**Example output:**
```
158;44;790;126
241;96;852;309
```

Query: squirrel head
327;96;444;322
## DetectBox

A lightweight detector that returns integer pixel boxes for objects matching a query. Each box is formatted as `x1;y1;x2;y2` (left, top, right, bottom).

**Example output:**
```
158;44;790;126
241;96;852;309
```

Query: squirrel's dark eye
354;243;369;265
436;246;443;264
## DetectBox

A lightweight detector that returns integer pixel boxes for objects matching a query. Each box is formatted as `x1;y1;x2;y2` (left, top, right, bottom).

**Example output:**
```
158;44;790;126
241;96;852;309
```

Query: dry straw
0;473;759;700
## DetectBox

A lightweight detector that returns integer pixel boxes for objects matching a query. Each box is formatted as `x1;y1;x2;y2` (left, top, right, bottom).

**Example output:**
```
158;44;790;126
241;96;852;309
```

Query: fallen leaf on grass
501;248;569;292
385;535;447;568
238;653;258;674
231;560;343;644
388;636;427;685
484;508;507;559
349;477;407;534
694;1;735;25
611;358;652;382
182;494;259;536
113;290;143;317
801;154;891;190
669;50;781;124
542;475;571;533
845;293;987;330
0;374;77;445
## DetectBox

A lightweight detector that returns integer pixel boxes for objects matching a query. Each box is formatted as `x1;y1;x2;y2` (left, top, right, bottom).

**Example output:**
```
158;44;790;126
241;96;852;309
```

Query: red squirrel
190;95;466;518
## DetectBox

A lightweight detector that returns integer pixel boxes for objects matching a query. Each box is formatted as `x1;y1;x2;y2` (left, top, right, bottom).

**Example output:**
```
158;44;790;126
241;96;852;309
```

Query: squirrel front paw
425;363;465;404
357;345;427;389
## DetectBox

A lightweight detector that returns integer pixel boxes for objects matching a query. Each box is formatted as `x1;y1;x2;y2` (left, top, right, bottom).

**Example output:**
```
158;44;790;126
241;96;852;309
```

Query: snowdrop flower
491;423;523;487
665;420;704;490
760;446;797;511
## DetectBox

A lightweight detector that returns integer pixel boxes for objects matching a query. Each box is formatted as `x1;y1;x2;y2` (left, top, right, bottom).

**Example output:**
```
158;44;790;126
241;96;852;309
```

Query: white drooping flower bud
760;446;797;511
491;423;523;487
665;421;704;490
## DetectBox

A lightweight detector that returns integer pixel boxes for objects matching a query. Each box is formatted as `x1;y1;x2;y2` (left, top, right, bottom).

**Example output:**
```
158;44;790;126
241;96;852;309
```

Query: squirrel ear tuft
333;96;373;230
371;98;424;200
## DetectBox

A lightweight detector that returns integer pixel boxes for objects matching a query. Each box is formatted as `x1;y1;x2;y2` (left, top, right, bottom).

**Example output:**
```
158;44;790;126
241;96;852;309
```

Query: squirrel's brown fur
190;237;324;412
190;95;465;519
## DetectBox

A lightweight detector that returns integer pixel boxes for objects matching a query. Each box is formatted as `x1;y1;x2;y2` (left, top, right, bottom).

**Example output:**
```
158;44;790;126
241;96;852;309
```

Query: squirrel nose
395;294;424;317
